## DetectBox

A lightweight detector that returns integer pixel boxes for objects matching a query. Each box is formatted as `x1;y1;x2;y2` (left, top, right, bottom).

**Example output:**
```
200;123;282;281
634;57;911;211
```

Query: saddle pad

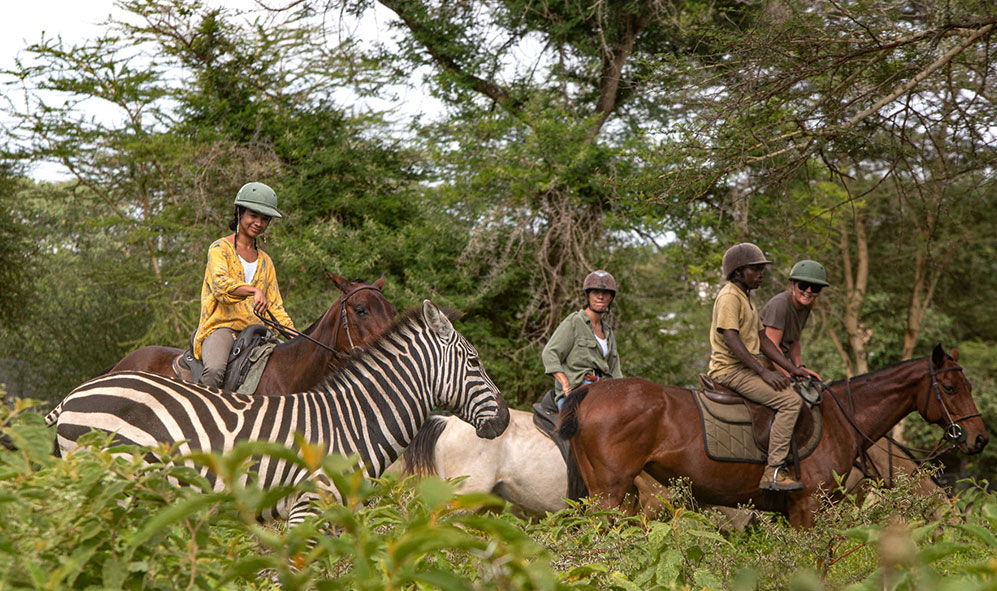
693;389;823;464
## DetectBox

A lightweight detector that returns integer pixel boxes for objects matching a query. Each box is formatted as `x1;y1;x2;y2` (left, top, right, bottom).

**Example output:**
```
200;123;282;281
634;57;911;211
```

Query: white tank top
239;255;258;284
595;334;609;357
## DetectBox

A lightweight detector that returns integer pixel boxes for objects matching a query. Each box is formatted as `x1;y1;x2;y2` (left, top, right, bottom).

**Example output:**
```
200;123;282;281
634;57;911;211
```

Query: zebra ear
423;299;455;340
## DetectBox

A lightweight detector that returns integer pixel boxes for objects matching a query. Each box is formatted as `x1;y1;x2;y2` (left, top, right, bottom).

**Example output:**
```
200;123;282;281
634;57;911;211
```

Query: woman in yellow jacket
193;182;295;388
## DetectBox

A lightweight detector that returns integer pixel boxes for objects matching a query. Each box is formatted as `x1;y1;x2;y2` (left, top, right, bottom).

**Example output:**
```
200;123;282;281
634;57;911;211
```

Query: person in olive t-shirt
542;270;623;409
708;243;810;492
760;259;831;381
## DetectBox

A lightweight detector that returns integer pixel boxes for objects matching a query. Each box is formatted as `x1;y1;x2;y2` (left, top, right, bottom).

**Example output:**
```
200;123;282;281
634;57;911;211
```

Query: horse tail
402;415;449;476
556;385;590;440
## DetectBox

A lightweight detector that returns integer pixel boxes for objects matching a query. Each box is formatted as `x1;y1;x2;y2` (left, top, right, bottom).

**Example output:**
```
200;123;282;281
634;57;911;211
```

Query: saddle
532;390;589;500
697;374;821;464
174;324;278;394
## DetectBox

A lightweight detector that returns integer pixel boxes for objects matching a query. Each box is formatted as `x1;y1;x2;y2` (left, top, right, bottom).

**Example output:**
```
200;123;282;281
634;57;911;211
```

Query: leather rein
256;285;383;359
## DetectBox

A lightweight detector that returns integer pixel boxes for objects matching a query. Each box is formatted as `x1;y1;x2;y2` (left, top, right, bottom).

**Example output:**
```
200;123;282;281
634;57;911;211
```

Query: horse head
420;300;509;439
920;344;989;454
324;271;396;352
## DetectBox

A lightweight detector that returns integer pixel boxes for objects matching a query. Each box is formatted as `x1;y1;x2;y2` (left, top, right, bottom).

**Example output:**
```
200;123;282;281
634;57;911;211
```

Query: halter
256;284;384;357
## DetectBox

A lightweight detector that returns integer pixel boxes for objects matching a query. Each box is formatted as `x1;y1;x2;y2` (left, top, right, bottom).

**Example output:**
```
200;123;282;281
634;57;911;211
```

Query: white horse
403;409;568;515
401;408;943;519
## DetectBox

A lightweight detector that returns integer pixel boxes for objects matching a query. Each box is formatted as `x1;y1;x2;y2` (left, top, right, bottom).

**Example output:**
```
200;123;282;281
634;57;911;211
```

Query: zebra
51;300;510;524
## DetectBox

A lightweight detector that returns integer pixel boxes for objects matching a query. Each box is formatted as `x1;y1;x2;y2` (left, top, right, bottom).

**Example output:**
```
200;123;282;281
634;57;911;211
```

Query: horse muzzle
961;431;989;455
475;402;510;439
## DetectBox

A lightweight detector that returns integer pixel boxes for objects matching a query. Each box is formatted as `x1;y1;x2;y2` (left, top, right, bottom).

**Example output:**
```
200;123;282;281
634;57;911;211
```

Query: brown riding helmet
583;270;617;294
721;243;772;279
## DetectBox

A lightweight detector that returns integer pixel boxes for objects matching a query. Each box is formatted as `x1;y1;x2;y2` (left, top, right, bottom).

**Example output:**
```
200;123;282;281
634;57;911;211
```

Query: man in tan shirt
708;243;810;491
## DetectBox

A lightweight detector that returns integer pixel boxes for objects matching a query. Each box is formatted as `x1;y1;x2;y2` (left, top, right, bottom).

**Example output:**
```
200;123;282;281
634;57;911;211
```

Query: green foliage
5;396;997;589
0;399;598;590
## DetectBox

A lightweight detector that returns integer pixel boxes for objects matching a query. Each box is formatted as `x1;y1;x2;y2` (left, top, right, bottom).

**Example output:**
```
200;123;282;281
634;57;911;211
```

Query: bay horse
402;411;939;520
107;272;395;395
558;345;988;527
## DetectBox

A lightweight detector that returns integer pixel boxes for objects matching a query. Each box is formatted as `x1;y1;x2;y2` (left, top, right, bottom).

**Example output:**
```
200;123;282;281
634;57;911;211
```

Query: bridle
920;362;980;445
256;284;385;357
330;285;384;353
826;358;979;479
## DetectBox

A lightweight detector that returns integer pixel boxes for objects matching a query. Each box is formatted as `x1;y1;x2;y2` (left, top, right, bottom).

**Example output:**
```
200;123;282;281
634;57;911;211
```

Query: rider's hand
250;287;269;316
761;369;791;391
789;365;810;380
801;367;822;381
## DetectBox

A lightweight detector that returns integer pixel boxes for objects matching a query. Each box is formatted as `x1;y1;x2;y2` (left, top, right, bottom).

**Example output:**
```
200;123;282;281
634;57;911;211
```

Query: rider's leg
717;366;803;487
201;328;236;388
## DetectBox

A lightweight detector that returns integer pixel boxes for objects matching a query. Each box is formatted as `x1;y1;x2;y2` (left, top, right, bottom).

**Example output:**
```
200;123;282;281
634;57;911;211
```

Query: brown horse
107;272;395;395
558;345;988;527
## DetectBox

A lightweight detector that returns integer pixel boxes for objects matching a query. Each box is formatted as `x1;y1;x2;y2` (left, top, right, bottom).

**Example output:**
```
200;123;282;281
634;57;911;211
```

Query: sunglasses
796;281;824;294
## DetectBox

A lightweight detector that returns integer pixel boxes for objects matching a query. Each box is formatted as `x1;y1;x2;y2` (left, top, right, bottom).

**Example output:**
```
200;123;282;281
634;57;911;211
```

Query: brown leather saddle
698;374;816;458
173;324;275;392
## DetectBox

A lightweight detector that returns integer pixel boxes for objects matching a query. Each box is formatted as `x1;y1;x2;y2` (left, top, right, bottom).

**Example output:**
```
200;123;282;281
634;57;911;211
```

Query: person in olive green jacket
542;270;623;409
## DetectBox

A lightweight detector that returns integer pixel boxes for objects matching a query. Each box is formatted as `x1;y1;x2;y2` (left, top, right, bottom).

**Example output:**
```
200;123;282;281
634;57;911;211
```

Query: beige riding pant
715;366;802;467
200;327;237;388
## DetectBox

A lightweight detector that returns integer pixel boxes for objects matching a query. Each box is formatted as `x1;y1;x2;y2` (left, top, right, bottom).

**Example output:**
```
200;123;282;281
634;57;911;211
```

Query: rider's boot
759;464;804;491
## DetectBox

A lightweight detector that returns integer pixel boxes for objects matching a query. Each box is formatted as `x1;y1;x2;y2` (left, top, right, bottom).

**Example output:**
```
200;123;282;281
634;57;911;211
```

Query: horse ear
325;270;351;293
423;299;455;340
949;348;959;363
373;275;386;290
931;344;946;368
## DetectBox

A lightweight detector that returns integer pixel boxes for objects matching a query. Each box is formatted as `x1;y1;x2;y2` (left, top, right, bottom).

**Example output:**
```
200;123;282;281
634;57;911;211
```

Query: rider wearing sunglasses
760;260;830;382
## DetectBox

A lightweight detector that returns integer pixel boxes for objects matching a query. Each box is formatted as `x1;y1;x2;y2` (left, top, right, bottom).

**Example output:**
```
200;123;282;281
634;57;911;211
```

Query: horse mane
401;415;448;476
826;355;934;388
556;385;590;440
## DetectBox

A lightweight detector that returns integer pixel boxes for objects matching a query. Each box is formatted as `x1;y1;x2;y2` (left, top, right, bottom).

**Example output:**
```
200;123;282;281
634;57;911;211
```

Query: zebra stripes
52;300;510;523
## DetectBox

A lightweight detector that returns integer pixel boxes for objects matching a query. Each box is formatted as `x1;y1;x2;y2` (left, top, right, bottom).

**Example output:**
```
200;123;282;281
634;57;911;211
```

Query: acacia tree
264;0;759;401
639;1;997;377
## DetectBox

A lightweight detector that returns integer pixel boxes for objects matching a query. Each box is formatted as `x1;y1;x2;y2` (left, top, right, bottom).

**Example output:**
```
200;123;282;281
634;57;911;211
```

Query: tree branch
376;0;519;112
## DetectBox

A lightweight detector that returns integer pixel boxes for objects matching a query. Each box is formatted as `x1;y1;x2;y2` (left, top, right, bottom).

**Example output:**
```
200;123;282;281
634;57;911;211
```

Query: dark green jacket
541;309;622;390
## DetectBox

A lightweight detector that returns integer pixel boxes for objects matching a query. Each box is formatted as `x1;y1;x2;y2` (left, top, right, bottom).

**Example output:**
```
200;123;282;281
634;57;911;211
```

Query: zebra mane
312;303;462;386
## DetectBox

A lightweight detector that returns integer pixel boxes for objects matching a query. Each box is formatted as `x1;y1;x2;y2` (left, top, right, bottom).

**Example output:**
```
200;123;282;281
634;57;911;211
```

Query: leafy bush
4;397;997;590
0;398;598;590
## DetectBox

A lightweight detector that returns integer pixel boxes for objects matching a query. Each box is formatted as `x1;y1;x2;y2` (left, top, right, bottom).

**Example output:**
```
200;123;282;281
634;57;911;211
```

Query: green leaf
956;523;997;548
124;492;226;551
917;541;966;564
609;570;644;591
412;569;472;591
416;476;455;511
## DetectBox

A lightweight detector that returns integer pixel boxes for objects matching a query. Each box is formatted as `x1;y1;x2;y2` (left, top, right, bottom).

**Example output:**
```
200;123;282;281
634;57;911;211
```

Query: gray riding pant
200;328;237;388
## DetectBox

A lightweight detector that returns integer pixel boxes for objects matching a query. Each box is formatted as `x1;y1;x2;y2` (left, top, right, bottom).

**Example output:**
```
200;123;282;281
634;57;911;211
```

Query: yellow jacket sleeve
205;241;250;304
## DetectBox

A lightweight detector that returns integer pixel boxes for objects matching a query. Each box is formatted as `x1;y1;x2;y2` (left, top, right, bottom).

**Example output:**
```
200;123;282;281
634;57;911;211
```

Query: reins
823;358;978;481
255;284;384;359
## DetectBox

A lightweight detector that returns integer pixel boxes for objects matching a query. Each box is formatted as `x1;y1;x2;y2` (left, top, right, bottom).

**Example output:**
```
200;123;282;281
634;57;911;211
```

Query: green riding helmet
234;182;283;219
788;260;830;287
